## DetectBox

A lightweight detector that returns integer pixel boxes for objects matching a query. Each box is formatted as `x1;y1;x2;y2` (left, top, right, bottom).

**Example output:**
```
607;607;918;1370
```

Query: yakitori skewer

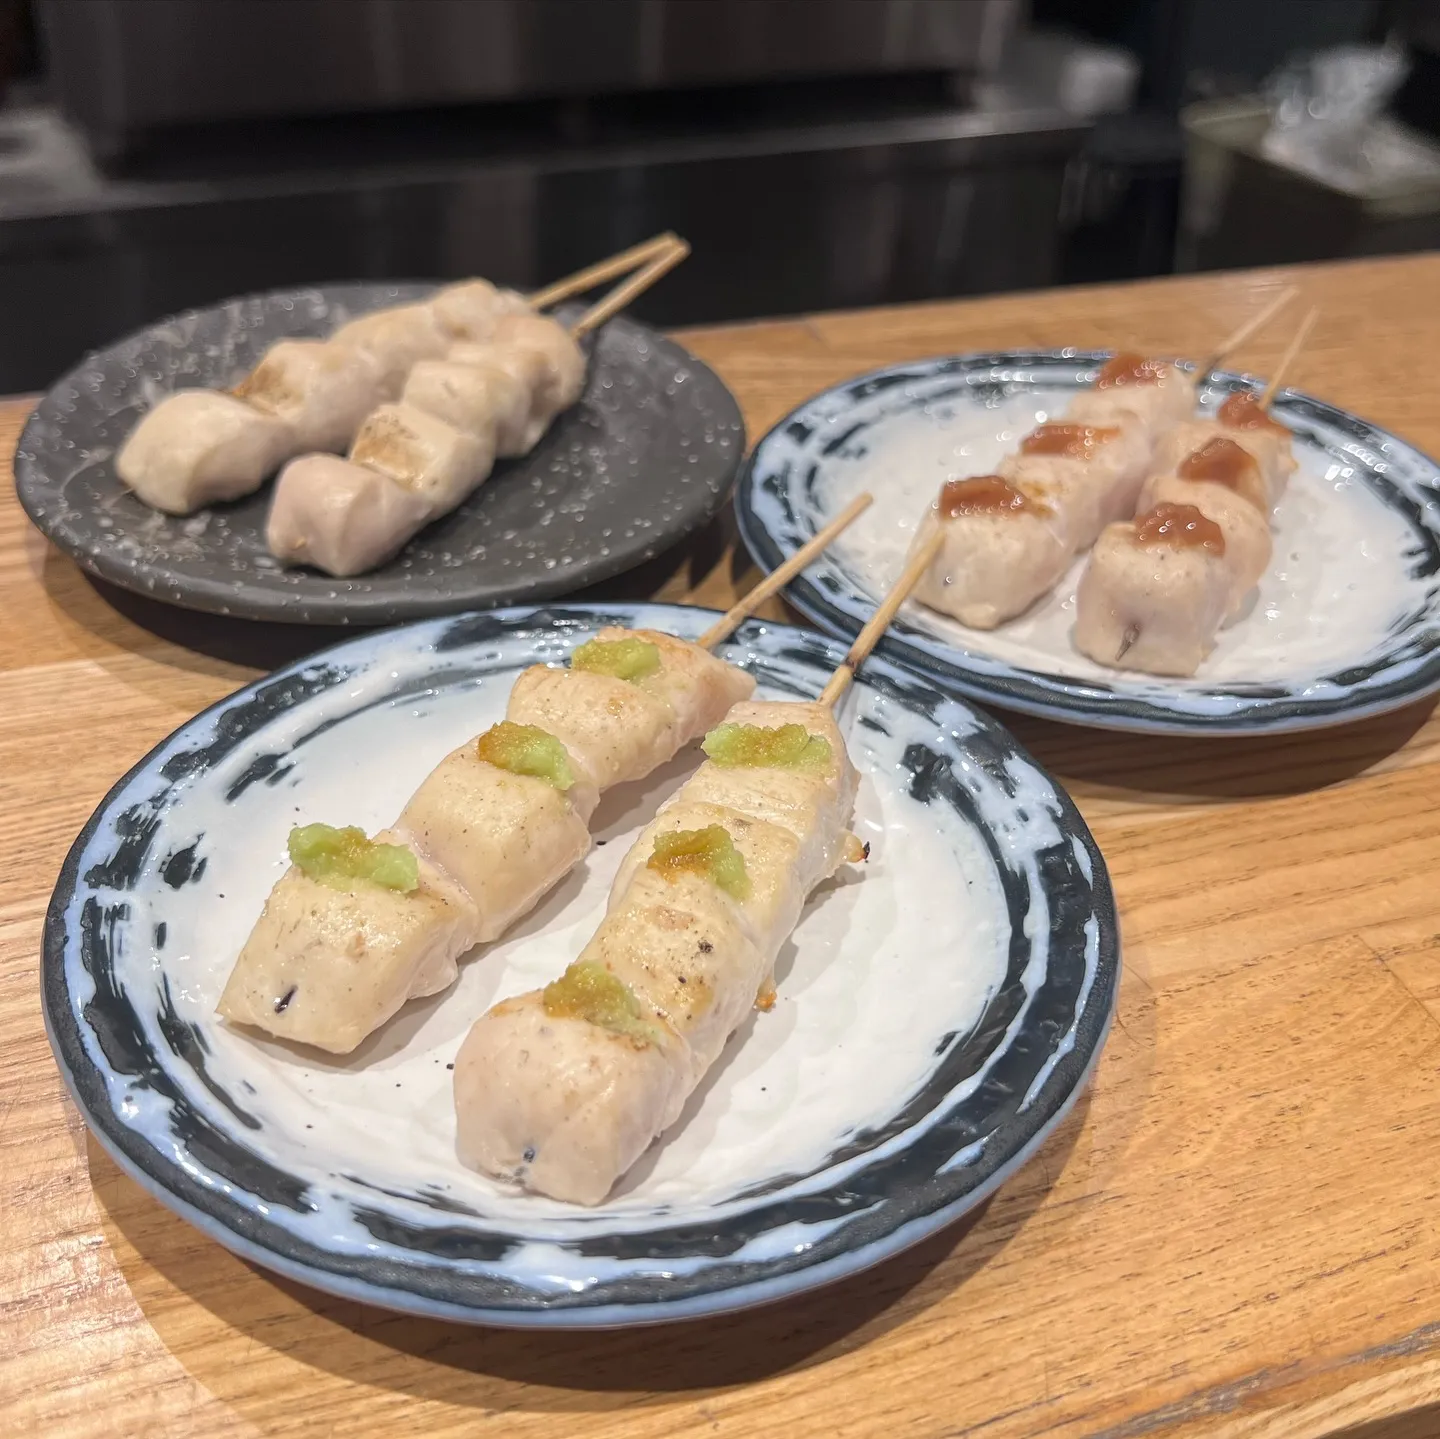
909;293;1303;632
218;491;873;1055
451;536;938;1204
265;239;692;577
1075;307;1319;675
115;233;684;516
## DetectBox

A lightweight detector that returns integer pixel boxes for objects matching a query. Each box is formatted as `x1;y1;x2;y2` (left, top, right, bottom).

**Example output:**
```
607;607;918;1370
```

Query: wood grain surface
5;254;1440;1439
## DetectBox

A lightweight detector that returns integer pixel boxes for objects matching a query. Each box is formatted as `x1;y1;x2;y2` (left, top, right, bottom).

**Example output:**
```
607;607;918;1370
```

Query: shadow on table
89;1095;1087;1412
1004;693;1438;804
1328;1411;1440;1439
41;507;740;676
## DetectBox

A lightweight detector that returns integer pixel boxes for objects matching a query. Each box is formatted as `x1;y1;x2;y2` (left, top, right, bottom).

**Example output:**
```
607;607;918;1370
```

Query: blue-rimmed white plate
735;351;1440;734
43;602;1117;1327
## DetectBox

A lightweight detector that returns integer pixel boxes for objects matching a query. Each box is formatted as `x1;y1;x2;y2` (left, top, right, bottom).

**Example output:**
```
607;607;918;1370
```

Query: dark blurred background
0;0;1437;392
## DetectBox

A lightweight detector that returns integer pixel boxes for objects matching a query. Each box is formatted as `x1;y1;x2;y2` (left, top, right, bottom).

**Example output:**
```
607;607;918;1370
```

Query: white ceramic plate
42;603;1117;1327
736;351;1440;734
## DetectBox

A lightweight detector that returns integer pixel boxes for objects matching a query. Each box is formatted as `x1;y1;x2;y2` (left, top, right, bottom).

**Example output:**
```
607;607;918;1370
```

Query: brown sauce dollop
1095;353;1168;388
1019;423;1120;458
1218;391;1287;433
1133;503;1226;555
1177;436;1261;491
939;476;1040;519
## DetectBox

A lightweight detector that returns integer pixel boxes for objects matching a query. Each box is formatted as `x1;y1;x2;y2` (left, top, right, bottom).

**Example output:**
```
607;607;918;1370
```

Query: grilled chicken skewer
1074;308;1315;677
265;241;689;578
452;530;941;1205
910;289;1297;630
216;496;873;1055
114;233;683;516
912;355;1193;628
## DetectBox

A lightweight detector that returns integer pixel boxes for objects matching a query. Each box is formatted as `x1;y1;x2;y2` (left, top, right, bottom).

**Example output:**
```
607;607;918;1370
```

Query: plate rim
42;600;1120;1326
15;281;745;626
734;348;1440;736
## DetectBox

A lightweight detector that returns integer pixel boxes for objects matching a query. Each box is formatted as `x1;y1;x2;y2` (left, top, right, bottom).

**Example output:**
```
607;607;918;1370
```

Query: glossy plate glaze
736;351;1440;734
15;285;743;625
43;603;1117;1327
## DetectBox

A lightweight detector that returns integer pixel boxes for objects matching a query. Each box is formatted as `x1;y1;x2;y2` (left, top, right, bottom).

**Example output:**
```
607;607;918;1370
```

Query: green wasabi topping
287;823;419;892
647;825;750;900
702;721;832;771
475;721;575;790
570;637;662;683
542;961;663;1045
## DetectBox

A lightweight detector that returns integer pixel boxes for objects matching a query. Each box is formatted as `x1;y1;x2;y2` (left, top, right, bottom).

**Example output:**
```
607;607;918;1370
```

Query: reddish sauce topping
1133;503;1226;556
939;476;1039;519
1095;353;1168;389
1177;436;1261;491
1019;423;1120;458
1218;391;1287;433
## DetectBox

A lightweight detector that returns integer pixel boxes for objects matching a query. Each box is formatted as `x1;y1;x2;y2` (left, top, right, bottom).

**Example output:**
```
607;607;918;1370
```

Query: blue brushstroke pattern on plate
735;350;1440;734
43;603;1117;1327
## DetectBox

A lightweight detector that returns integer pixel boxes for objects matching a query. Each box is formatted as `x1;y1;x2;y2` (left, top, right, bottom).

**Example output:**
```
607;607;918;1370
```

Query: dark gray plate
15;283;744;626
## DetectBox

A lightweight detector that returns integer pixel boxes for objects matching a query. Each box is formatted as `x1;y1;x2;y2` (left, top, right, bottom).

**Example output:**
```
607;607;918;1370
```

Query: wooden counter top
5;253;1440;1439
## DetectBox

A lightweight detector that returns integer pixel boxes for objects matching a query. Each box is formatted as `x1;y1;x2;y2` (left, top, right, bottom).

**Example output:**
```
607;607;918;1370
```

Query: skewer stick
697;493;875;651
1198;286;1299;374
1260;307;1319;410
527;232;683;310
819;530;944;709
568;239;691;337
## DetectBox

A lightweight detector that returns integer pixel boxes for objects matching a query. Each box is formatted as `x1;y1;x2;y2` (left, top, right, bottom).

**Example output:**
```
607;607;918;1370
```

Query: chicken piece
349;402;494;514
911;478;1072;630
453;992;692;1205
454;701;859;1204
505;668;684;791
506;631;755;790
116;390;296;514
1152;397;1295;510
331;303;450;393
1066;353;1197;437
1163;435;1270;515
447;341;555;456
217;839;479;1054
1137;474;1273;617
678;702;858;881
487;312;587;416
396;742;596;944
1074;505;1231;676
401;358;530;452
999;420;1153;539
429;280;530;341
266;454;432;576
610;799;803;934
232;339;385;453
588;627;757;739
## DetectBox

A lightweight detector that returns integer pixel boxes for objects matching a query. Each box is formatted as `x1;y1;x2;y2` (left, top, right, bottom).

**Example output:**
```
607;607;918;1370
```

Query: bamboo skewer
1260;307;1320;409
1198;286;1300;374
528;232;684;310
819;530;944;709
569;239;691;337
695;493;874;651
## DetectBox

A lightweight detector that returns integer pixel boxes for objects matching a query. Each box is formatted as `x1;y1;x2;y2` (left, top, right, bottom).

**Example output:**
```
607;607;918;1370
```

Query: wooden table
5;254;1440;1439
